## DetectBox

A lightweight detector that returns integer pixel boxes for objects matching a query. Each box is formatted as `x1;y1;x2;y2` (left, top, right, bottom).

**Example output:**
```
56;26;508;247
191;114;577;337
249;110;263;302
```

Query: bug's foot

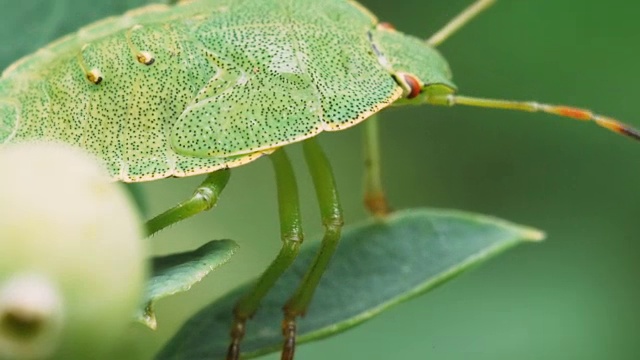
281;317;297;360
226;319;246;360
364;192;392;218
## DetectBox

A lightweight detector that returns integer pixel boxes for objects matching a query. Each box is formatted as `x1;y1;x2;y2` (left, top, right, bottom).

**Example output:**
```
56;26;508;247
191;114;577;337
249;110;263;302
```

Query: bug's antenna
426;0;496;47
427;94;640;141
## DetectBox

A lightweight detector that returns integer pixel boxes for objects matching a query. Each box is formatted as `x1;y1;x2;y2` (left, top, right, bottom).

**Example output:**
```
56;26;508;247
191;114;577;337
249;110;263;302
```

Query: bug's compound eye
136;51;155;66
394;72;423;99
86;69;103;85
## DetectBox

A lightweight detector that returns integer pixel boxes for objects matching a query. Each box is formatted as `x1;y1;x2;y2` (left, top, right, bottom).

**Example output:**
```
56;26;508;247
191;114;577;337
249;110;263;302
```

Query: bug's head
371;18;640;143
370;1;640;142
370;24;458;105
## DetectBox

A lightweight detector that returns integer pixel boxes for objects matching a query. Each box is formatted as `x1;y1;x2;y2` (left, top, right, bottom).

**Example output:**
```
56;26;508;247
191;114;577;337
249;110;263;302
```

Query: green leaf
137;239;239;330
157;208;543;359
0;0;172;70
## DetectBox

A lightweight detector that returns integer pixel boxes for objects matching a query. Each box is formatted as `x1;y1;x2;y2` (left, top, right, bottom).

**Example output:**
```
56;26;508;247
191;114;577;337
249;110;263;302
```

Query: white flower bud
0;142;147;359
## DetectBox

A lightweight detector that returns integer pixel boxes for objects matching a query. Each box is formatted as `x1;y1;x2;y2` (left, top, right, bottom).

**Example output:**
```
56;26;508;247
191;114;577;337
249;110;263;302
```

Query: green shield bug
0;0;637;359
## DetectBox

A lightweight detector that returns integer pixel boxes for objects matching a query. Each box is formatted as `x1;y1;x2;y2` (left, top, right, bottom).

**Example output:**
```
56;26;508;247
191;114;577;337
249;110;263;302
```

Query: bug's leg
363;115;390;217
427;94;640;141
227;148;303;360
281;138;344;360
426;0;496;47
145;169;230;236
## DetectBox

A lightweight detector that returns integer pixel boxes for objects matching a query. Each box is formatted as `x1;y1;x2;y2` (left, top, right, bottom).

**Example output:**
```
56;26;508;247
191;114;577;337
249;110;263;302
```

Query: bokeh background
2;1;639;359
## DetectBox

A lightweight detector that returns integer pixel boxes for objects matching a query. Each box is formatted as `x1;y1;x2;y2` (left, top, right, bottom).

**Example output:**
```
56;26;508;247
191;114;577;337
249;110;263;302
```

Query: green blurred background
2;1;639;359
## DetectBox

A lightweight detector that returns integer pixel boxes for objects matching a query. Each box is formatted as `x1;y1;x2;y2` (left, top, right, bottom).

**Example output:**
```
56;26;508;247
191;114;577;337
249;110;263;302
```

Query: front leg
145;169;230;236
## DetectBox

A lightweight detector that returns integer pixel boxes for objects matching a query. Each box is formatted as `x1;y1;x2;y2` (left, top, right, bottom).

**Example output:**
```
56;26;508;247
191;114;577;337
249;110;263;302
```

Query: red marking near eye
556;107;592;121
378;22;396;31
402;73;421;99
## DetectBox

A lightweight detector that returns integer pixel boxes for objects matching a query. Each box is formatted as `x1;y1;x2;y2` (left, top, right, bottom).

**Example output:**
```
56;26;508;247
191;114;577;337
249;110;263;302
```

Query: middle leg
226;148;304;360
280;138;345;360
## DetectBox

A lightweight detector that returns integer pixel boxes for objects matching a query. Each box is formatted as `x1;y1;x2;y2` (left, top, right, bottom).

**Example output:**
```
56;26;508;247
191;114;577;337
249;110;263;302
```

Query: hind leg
363;115;390;217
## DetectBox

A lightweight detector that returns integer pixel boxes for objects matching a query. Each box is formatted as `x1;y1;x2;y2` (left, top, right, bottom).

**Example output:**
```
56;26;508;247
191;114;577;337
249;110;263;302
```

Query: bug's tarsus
226;319;245;360
281;318;296;360
426;0;496;47
364;190;391;216
431;94;640;141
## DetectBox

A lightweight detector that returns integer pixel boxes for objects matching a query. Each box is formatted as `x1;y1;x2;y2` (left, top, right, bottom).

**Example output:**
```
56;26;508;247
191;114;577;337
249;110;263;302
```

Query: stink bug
0;0;636;359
